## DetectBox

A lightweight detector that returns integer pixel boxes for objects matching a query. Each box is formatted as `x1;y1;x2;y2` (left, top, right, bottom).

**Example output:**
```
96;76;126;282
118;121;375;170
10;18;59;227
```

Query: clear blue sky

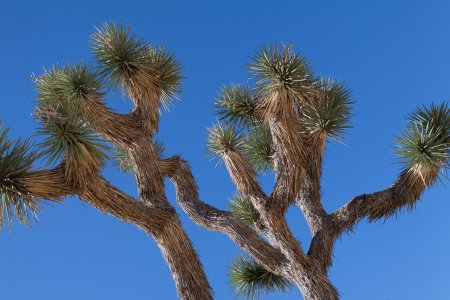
1;1;449;299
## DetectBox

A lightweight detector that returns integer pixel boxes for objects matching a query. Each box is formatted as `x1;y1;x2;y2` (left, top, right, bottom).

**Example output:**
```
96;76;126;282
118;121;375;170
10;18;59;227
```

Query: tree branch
24;165;213;300
332;168;439;232
222;151;266;211
295;135;328;235
221;151;307;263
85;100;143;146
309;167;441;270
166;157;292;278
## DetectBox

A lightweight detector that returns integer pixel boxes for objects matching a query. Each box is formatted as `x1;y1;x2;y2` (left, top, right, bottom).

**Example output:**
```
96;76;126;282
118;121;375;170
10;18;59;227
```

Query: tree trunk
130;137;213;300
154;217;213;300
293;266;339;300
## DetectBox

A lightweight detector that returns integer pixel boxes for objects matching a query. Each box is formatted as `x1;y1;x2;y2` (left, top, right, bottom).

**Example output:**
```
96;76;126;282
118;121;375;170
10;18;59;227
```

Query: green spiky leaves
215;84;259;127
249;44;315;102
395;102;449;173
38;119;106;166
207;122;244;159
228;195;260;226
36;63;102;123
213;83;273;171
146;46;182;109
228;255;292;299
35;63;107;186
91;22;148;88
91;22;182;107
242;124;273;172
37;117;107;187
300;78;353;140
0;124;39;230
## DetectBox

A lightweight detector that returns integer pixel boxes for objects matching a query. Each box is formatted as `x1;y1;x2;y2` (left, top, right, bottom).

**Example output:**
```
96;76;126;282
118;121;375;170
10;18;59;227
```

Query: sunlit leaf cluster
209;44;355;173
299;77;353;140
207;122;244;159
36;63;102;122
215;84;259;127
249;44;315;101
395;102;449;173
91;22;182;106
145;46;182;109
242;124;273;172
37;119;107;167
91;22;148;89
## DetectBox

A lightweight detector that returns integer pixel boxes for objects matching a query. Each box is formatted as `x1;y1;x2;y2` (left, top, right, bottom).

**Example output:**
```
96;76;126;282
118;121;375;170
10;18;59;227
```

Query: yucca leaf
144;45;182;109
91;21;148;90
394;102;449;174
249;44;315;103
299;77;353;140
407;101;449;142
112;147;133;173
37;117;106;165
228;195;260;226
36;111;107;187
207;122;245;159
35;63;102;124
228;255;292;299
242;123;273;172
0;124;40;230
215;83;259;127
395;122;448;173
91;22;182;108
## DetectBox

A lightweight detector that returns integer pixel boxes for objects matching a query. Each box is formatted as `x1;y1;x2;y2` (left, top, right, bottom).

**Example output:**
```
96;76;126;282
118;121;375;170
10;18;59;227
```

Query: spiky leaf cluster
215;84;259;126
395;102;449;172
207;122;244;159
91;22;148;89
35;63;102;123
242;124;273;172
35;63;107;182
145;46;182;109
91;22;182;106
0;125;39;230
38;118;107;167
249;44;314;101
228;195;260;226
299;78;353;140
228;255;292;299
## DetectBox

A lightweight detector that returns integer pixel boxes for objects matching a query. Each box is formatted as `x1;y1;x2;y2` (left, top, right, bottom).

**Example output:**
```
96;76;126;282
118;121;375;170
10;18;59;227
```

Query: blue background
0;1;449;299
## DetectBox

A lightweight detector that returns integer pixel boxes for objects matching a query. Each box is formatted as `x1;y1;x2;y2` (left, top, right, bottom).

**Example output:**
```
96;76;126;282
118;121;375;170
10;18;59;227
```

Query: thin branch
309;167;441;270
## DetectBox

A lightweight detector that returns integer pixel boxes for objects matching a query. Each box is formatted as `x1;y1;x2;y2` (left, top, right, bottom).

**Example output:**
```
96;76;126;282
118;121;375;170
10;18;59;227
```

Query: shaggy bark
166;157;291;278
103;85;214;299
23;165;213;300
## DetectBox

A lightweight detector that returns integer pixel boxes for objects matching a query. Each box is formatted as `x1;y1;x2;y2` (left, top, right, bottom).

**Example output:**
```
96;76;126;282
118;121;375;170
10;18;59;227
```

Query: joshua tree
1;22;448;300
